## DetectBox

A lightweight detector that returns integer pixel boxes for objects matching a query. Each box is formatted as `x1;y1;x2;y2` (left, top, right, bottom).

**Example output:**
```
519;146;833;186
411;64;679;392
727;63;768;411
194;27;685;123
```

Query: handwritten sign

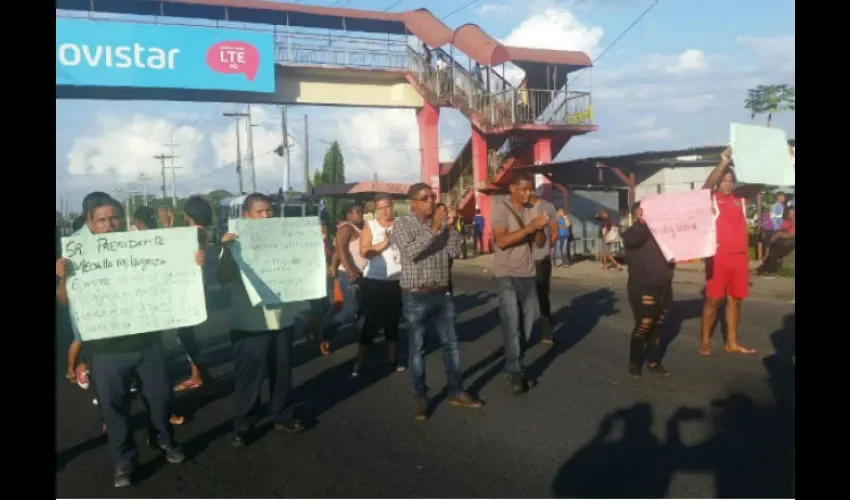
641;189;717;262
61;227;207;341
730;123;795;186
229;217;327;306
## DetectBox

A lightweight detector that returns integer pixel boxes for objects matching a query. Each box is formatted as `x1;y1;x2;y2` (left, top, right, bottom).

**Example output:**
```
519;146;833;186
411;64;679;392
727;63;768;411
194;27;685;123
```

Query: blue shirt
557;216;570;237
770;202;784;231
473;215;484;233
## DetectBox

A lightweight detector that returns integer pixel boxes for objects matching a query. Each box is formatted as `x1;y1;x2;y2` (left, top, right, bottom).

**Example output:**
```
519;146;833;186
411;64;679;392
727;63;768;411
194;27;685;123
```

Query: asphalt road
56;272;795;498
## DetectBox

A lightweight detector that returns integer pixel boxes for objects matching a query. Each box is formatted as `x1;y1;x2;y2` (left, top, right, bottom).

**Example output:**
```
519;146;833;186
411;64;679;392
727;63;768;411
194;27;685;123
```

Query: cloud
666;49;708;74
66;113;205;180
502;7;604;56
497;6;604;85
477;4;511;16
562;34;796;160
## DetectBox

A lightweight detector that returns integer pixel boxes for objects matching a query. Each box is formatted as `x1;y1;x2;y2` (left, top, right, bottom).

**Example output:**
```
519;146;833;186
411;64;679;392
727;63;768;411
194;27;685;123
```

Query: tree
315;141;346;223
744;84;795;128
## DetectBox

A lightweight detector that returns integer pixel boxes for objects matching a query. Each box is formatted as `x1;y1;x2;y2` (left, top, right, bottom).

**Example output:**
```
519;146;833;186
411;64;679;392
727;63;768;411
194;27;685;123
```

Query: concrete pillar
471;127;491;252
417;102;440;200
533;137;554;202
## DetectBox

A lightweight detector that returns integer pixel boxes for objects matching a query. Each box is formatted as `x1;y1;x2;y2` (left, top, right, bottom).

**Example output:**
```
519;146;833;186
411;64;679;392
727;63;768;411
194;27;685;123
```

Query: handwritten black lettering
97;235;166;253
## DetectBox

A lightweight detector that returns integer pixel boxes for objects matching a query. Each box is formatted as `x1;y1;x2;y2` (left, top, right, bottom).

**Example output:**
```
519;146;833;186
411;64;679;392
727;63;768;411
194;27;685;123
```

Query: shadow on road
525;288;618;384
552;312;795;498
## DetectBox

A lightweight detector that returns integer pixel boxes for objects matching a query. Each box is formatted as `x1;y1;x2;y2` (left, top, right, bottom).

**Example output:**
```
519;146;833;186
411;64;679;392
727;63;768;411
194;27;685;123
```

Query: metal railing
275;31;409;70
487;88;593;127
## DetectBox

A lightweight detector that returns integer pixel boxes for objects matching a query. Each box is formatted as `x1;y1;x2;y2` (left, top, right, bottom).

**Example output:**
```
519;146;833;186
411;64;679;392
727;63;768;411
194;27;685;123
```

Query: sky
56;0;796;211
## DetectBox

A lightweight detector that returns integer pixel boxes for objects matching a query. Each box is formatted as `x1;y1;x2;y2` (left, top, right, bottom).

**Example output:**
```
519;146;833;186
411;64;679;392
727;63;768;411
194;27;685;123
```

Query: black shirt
622;222;674;289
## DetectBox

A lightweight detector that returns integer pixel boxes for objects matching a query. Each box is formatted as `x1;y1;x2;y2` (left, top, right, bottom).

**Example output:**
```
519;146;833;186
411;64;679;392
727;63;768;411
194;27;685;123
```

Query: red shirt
713;191;748;254
779;219;795;236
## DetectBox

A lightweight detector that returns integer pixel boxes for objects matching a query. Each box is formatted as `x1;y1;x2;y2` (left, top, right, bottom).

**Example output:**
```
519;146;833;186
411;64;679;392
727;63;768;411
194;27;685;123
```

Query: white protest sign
229;217;327;306
61;227;207;341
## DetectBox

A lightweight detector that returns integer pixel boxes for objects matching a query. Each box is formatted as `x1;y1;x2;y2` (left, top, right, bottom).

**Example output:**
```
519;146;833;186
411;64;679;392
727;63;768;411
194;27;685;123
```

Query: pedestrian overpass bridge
56;0;599;250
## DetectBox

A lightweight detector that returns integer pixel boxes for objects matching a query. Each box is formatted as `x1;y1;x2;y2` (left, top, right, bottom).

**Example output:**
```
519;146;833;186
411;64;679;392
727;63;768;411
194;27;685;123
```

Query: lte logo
206;41;260;81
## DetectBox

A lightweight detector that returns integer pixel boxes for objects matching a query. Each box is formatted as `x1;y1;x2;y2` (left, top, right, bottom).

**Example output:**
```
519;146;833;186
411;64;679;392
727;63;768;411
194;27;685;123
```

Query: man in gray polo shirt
491;173;548;394
530;191;559;344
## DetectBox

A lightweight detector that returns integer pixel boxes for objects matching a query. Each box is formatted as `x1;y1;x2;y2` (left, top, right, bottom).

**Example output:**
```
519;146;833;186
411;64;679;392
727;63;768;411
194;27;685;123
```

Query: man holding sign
218;193;305;447
699;147;755;356
56;195;199;488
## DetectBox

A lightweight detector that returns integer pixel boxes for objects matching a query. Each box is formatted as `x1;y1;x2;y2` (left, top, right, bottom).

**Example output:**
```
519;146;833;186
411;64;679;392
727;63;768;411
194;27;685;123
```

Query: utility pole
223;111;249;195
304;114;310;192
280;105;291;194
139;174;149;206
153;153;177;199
246;104;257;193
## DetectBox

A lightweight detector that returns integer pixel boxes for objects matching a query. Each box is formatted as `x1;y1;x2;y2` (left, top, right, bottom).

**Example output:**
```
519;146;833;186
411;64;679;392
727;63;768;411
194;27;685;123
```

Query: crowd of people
56;146;791;488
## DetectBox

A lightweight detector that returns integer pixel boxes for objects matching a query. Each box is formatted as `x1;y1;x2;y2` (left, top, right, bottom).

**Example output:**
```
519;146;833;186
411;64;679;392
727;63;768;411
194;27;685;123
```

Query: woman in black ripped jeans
621;202;674;377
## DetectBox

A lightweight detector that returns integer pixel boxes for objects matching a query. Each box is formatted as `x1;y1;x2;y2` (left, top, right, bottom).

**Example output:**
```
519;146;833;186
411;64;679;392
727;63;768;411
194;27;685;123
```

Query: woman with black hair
173;196;215;392
621;202;674;378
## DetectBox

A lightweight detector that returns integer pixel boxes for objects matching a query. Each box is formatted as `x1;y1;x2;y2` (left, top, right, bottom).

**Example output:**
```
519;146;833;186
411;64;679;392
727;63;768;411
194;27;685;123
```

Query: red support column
417;102;440;200
533;137;554;202
471;127;492;252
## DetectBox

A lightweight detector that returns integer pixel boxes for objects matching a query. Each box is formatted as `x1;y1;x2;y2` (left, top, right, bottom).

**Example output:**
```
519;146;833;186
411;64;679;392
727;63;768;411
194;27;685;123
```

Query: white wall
635;166;715;201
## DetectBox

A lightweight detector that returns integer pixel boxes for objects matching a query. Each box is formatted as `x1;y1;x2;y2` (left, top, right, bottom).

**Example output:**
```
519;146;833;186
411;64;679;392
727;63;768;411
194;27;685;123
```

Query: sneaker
75;365;90;390
113;466;133;488
159;443;186;464
647;364;670;376
507;373;529;394
274;418;304;434
351;361;362;378
628;363;642;378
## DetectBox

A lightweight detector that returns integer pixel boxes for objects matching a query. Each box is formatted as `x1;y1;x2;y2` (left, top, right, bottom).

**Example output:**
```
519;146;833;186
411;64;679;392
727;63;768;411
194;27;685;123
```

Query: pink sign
206;41;260;81
641;189;716;262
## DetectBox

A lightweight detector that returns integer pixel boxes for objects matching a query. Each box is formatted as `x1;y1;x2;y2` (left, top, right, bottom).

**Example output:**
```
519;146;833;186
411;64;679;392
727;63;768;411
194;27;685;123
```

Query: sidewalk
452;254;794;301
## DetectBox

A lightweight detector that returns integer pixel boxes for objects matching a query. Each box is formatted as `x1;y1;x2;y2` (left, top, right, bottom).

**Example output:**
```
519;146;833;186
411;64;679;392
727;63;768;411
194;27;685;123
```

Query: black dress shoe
274;418;304;434
230;433;248;448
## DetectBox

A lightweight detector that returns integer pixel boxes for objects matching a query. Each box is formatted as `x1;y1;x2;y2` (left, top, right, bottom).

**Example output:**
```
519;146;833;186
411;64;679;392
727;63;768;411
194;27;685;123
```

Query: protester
598;210;623;271
57;195;195;487
700;146;755;356
756;208;795;276
321;203;367;353
472;208;485;255
391;183;482;419
555;208;571;267
491;173;549;393
174;196;215;392
355;194;404;375
621;202;674;377
218;193;305;447
529;190;559;344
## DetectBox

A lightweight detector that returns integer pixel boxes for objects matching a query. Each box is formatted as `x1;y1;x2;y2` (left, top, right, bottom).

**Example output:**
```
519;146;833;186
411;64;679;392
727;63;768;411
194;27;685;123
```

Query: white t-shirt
363;219;402;281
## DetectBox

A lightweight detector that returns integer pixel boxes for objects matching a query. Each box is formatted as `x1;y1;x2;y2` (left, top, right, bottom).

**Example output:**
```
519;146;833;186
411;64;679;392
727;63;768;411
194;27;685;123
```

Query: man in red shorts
700;146;755;356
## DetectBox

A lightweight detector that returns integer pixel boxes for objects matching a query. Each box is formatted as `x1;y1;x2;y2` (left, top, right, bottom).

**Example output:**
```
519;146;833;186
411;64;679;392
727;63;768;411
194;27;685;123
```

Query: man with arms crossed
700;147;755;356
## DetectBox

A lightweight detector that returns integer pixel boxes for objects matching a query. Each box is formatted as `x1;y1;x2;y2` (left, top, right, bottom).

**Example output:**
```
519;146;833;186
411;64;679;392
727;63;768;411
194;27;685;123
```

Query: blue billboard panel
56;18;275;93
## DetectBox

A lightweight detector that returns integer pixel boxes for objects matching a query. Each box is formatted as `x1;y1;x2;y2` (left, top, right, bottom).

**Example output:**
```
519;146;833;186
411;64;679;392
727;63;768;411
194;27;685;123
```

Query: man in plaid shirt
391;183;483;420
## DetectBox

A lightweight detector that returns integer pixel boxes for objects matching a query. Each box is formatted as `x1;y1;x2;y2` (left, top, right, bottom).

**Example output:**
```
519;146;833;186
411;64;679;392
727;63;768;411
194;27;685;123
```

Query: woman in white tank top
351;195;405;376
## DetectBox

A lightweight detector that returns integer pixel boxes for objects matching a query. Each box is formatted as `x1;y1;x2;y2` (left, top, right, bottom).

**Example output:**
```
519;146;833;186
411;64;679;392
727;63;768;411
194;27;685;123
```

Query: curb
451;263;794;302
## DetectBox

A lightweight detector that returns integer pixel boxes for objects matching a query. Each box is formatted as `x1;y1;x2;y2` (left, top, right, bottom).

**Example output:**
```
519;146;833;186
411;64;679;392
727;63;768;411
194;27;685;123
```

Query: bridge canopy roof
57;0;591;70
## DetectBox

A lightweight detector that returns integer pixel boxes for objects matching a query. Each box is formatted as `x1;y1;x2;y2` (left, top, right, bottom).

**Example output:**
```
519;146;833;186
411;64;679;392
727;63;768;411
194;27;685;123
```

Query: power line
382;0;405;11
589;0;662;67
441;0;482;20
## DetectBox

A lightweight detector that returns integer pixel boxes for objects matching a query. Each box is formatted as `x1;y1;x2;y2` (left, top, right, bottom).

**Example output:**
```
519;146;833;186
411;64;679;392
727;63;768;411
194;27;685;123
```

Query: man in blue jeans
391;183;483;420
491;173;549;394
